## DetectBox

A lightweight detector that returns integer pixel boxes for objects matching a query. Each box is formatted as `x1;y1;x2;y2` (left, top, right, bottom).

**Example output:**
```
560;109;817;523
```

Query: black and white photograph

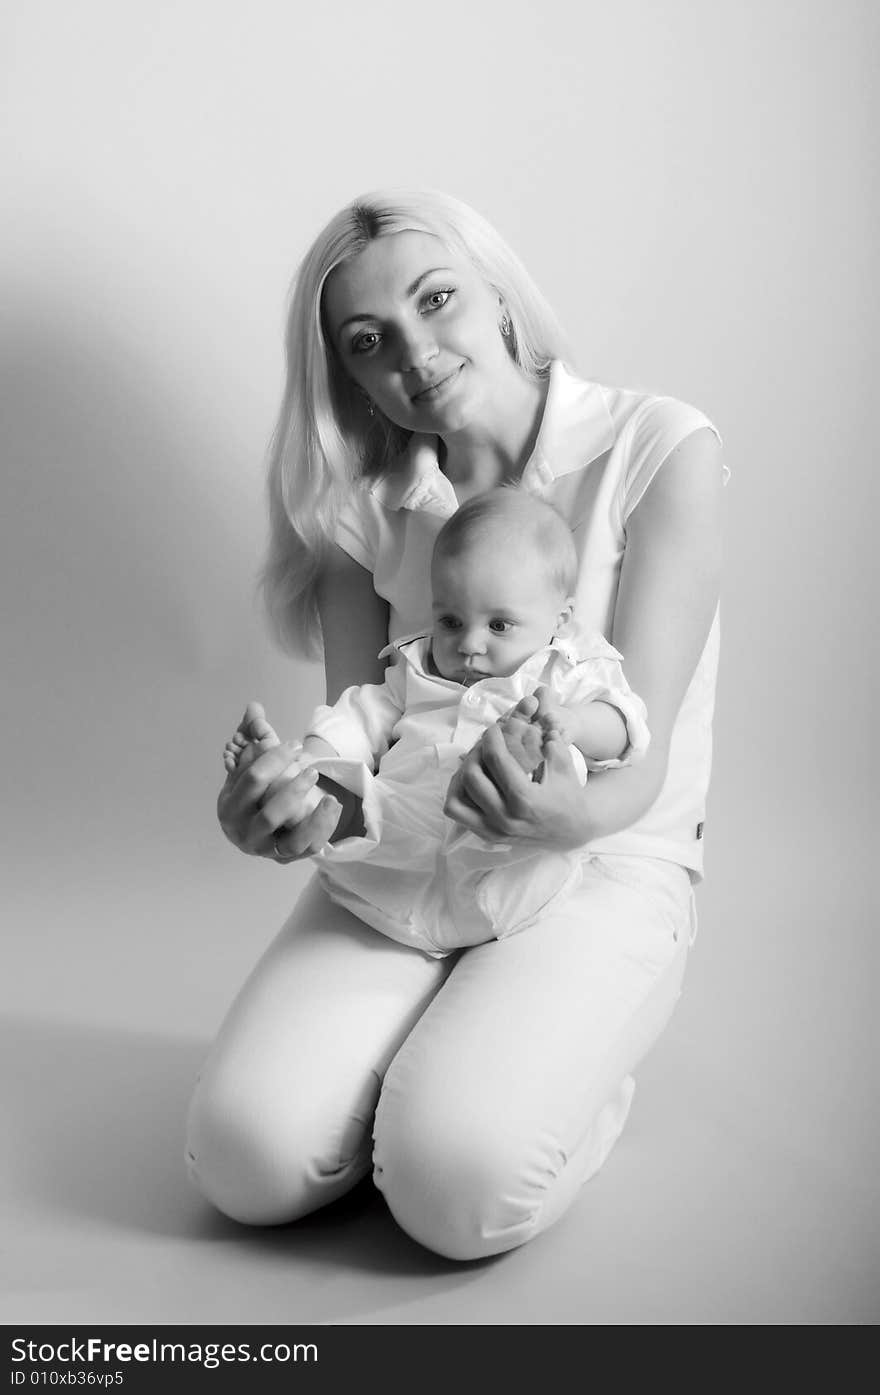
2;0;877;1338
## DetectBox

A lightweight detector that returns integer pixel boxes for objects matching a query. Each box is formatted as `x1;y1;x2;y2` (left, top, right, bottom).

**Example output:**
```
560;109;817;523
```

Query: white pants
185;855;695;1261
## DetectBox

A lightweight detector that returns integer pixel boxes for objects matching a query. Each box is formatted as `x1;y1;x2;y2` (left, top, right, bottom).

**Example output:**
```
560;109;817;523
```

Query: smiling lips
411;364;464;402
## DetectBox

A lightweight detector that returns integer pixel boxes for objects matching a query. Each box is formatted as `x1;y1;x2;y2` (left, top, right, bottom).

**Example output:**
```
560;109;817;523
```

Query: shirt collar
521;360;615;489
368;436;458;516
379;631;580;681
368;361;614;512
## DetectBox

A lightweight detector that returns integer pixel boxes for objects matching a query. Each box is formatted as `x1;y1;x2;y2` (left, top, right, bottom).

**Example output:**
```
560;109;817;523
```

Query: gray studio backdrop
2;0;877;1323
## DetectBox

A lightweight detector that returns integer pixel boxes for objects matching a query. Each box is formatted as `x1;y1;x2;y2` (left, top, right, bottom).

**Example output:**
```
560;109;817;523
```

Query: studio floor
4;793;878;1327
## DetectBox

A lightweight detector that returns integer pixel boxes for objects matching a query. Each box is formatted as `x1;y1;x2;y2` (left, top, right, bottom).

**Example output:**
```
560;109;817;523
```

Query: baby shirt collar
377;631;584;680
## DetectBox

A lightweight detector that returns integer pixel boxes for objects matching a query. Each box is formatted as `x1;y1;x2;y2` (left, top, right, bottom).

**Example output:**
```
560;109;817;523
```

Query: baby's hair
432;486;578;596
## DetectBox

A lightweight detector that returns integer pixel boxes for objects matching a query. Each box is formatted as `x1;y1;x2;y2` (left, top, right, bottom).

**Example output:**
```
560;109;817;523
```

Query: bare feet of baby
496;701;546;778
223;701;281;775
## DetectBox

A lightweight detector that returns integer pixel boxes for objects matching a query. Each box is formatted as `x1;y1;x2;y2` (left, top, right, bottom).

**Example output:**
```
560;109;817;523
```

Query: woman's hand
443;722;594;851
217;741;342;863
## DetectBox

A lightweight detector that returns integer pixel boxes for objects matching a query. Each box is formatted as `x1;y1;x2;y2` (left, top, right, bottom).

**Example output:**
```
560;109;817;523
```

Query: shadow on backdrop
2;1014;473;1282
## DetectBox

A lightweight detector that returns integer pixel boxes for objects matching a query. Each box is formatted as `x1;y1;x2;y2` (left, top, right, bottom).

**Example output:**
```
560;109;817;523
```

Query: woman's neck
438;370;549;500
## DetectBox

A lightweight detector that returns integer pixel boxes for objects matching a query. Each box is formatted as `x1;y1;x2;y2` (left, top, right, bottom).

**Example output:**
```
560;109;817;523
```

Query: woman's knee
373;1069;639;1262
185;1068;374;1227
372;1083;565;1261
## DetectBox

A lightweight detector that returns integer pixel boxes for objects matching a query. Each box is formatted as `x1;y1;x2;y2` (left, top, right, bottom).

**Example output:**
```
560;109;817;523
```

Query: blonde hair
432;486;578;597
261;188;572;657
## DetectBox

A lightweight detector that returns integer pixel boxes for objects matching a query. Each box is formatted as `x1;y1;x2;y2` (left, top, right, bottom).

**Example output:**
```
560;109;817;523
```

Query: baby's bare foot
223;701;281;774
496;712;545;777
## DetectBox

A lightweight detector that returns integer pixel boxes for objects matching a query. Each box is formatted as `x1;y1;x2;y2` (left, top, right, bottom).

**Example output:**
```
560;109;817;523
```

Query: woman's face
322;230;515;434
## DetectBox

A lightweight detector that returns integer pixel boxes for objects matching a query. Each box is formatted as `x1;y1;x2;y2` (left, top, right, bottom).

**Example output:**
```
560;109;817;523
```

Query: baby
224;488;650;956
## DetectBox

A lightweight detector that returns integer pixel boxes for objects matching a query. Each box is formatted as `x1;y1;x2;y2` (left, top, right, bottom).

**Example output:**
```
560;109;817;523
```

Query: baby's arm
499;651;650;783
536;641;651;772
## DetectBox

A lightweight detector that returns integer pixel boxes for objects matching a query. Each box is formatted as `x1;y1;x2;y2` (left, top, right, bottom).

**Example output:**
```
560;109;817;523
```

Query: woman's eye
489;620;512;634
423;288;455;312
352;331;380;354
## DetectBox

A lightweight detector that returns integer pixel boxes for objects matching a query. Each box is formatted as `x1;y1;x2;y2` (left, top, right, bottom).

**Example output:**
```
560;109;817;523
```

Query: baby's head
430;487;577;685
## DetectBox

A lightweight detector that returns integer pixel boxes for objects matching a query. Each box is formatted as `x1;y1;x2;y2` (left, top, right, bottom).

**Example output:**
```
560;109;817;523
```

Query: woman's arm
218;544;390;859
444;428;725;846
296;545;391;844
316;543;390;702
583;426;724;834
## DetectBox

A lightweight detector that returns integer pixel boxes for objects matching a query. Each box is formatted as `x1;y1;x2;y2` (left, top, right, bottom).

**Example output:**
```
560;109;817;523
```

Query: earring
358;389;376;417
500;313;511;337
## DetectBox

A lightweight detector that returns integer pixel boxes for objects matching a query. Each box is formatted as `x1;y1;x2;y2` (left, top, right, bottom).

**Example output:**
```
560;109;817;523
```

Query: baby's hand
223;701;283;775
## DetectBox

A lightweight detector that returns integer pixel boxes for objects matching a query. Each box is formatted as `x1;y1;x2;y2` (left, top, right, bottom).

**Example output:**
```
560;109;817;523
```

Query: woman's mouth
411;365;464;403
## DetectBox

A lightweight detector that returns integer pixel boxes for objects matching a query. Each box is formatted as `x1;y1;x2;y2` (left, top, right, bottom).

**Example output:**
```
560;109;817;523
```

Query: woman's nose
398;323;437;372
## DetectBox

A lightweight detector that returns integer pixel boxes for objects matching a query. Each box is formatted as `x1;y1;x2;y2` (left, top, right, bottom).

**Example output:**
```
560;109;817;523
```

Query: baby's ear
555;598;576;637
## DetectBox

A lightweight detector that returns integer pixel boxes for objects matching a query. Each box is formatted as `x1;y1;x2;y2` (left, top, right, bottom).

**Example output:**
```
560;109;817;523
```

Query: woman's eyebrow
406;267;453;296
336;268;454;338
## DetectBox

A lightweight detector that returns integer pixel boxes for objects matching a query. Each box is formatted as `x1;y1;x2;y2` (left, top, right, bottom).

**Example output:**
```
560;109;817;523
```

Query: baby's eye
352;330;381;354
437;615;460;630
488;619;513;634
423;288;455;312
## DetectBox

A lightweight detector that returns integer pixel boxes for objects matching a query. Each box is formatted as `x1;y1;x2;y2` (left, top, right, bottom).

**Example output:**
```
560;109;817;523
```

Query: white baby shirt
300;633;649;954
306;630;649;786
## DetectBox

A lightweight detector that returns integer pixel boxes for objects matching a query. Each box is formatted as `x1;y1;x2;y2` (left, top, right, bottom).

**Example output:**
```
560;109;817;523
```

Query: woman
186;189;726;1261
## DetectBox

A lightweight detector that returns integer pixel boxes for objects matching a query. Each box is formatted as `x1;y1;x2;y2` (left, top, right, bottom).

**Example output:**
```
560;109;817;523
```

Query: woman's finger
444;762;496;832
218;749;316;853
542;733;581;778
443;781;508;840
456;759;509;824
273;797;341;861
509;694;539;720
222;741;308;817
447;749;531;839
261;758;316;805
257;769;324;838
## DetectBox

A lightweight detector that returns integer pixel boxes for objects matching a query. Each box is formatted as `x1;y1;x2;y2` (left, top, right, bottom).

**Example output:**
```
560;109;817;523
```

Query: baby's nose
458;627;486;655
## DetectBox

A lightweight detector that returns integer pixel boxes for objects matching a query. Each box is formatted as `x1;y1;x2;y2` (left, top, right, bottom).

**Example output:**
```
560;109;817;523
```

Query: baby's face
430;547;570;685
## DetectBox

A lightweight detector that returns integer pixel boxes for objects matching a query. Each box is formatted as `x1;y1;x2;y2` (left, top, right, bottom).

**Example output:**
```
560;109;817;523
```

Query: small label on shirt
696;822;704;840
